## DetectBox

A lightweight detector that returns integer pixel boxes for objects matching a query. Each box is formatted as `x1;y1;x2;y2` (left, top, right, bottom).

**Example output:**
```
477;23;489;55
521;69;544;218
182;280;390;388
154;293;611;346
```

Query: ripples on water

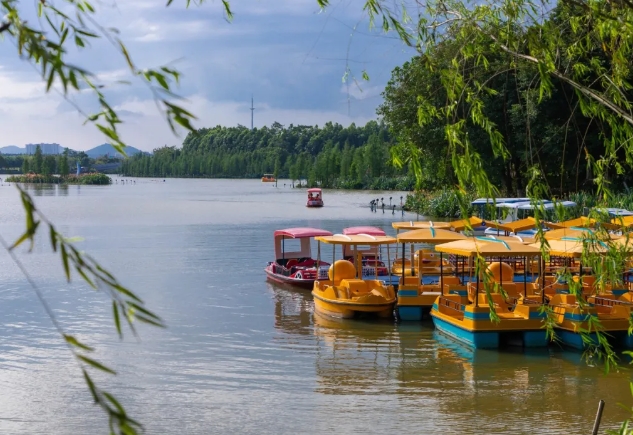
0;179;631;434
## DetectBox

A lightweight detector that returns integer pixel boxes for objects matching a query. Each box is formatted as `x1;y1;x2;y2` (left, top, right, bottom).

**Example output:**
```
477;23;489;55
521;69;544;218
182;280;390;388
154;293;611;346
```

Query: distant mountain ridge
0;143;143;157
0;145;25;154
85;144;142;158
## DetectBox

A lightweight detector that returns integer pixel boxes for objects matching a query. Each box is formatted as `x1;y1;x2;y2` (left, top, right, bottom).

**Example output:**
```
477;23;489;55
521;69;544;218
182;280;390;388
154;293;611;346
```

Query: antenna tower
250;96;255;130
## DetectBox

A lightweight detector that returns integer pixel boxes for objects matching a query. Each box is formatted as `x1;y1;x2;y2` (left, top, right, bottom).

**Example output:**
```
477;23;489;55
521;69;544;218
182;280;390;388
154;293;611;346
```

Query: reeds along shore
5;173;111;185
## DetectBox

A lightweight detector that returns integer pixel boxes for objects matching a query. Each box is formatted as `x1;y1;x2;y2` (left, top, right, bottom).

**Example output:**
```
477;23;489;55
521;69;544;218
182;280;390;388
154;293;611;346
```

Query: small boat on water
265;228;332;288
306;188;324;207
533;237;633;349
430;238;548;349
262;173;276;183
312;234;397;318
394;228;467;320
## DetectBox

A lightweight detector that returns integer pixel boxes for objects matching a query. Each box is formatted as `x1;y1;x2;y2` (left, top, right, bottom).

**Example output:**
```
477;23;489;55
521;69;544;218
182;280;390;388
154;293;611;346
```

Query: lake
0;178;631;434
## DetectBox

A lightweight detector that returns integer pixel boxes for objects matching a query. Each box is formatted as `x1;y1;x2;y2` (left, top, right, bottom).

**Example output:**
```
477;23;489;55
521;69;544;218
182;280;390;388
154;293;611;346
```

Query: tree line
120;121;415;189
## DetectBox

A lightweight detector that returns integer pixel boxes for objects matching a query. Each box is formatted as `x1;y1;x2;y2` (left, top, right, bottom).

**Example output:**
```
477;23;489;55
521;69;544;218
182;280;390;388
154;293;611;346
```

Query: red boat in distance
306;188;324;207
265;227;332;288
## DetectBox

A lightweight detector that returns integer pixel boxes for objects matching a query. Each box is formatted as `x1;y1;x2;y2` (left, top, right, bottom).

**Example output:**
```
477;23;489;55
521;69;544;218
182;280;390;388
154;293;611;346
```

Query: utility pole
250;96;255;130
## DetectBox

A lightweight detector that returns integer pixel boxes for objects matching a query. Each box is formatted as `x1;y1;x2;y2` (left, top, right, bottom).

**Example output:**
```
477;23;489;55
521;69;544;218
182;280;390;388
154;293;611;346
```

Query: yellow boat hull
312;278;396;319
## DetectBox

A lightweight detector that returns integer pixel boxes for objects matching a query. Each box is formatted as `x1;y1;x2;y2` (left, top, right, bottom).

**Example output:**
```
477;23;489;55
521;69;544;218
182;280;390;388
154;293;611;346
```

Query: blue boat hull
432;313;549;349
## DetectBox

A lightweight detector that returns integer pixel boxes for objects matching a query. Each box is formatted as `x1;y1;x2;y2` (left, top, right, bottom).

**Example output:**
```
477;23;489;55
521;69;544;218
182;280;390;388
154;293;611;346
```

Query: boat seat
340;279;367;295
285;259;298;269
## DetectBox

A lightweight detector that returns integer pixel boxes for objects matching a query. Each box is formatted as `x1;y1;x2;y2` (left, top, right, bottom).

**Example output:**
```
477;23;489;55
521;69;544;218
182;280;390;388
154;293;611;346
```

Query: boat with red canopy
306;188;324;207
342;226;389;276
265;227;332;287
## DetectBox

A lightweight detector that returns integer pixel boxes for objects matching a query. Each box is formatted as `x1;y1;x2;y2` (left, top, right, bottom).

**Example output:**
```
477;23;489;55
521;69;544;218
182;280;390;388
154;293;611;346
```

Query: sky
0;0;416;151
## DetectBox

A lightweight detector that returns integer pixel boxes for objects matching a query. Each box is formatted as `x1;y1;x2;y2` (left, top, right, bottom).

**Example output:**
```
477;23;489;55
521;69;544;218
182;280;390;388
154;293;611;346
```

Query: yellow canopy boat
528;237;633;349
430;238;548;348
393;228;466;320
312;234;397;319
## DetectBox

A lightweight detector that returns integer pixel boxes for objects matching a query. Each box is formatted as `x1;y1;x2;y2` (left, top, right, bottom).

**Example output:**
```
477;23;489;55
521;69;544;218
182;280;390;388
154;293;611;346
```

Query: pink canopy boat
265;227;332;287
306;188;324;207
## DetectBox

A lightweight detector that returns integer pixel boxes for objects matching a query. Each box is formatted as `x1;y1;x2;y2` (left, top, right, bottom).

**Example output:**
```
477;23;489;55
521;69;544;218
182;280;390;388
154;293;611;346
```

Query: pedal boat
306;188;324;207
312;234;397;319
534;238;633;349
430;238;548;349
265;227;332;288
394;228;467;320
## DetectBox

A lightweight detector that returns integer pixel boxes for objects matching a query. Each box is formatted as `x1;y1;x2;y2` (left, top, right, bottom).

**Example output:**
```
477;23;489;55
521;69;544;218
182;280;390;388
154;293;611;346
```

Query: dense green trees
121;121;415;189
376;3;632;196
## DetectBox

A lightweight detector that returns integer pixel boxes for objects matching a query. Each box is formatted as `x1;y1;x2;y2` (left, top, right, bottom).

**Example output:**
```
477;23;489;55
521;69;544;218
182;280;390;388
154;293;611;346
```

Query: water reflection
57;184;68;196
269;282;313;336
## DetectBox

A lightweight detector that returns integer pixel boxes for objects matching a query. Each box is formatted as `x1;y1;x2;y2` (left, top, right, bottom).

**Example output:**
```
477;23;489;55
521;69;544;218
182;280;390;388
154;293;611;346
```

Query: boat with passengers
265;228;332;288
312;233;397;319
430;237;548;349
306;188;324;207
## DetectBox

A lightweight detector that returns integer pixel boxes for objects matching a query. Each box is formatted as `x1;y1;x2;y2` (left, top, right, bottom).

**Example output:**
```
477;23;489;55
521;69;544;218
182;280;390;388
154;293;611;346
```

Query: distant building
26;143;61;155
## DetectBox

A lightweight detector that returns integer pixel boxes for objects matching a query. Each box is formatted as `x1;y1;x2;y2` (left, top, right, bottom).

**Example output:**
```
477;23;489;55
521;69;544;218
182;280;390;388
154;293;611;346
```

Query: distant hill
86;143;142;158
0;146;26;154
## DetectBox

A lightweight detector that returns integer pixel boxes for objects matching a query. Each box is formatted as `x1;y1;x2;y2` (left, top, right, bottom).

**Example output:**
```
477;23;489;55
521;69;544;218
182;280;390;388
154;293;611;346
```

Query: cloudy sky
0;0;416;151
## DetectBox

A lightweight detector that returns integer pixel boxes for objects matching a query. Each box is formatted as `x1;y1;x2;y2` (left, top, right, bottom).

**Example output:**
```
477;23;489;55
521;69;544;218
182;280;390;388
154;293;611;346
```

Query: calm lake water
0;178;631;434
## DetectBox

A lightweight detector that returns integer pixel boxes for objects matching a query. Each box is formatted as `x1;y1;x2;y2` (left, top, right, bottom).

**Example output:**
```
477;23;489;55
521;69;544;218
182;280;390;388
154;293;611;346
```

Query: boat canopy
315;234;396;246
448;216;484;232
600;207;633;217
516;200;576;210
483;235;536;245
544;226;621;241
471;198;530;205
485;217;537;233
307;188;322;193
534;239;585;258
396;228;466;244
391;221;451;231
274;227;332;260
545;216;620;231
612;215;633;227
435;238;542;257
343;226;386;236
274;228;332;239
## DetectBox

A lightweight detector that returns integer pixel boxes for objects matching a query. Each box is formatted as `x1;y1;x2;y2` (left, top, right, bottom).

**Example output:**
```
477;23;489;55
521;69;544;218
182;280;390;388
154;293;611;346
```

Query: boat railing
438;296;464;313
592;296;628;307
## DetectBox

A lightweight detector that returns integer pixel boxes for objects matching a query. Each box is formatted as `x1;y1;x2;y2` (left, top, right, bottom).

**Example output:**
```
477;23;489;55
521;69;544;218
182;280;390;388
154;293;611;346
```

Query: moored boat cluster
266;200;633;350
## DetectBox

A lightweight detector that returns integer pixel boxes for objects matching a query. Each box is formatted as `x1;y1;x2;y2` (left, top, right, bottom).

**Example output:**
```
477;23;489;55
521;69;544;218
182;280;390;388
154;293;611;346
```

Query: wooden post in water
591;400;605;435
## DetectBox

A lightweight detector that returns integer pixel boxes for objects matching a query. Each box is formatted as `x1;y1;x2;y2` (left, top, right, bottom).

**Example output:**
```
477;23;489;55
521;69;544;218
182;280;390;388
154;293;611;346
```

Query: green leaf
60;243;71;281
78;355;116;375
82;369;99;403
113;301;122;338
64;334;94;352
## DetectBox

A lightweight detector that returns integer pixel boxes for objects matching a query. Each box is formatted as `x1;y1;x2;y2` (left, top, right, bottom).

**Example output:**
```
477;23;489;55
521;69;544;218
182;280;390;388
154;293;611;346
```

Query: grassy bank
6;173;111;185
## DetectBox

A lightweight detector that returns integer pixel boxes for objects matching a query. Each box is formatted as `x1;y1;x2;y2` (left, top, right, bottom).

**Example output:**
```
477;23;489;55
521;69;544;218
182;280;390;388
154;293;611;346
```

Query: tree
22;158;30;174
59;148;70;177
42;155;56;176
33;145;43;174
